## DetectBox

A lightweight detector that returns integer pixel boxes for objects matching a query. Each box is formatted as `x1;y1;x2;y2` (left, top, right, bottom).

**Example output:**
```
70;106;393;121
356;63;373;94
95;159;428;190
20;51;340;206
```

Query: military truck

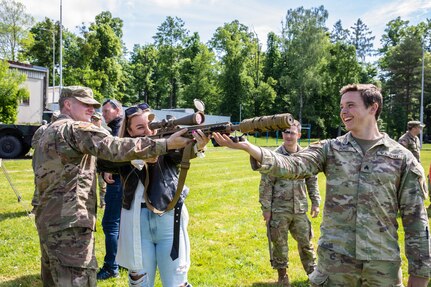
0;61;51;159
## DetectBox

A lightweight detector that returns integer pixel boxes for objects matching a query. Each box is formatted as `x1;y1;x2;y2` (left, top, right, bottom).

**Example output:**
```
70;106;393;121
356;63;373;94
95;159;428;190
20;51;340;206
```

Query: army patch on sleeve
77;122;94;130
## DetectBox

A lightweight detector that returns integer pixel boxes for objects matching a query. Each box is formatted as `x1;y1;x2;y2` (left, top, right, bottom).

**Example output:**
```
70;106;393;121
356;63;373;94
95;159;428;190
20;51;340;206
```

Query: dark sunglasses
125;103;150;117
102;99;118;109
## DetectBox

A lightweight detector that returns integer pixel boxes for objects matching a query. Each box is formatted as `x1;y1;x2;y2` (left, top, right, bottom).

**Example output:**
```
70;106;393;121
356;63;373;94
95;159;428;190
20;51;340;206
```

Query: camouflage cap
91;112;102;120
408;120;425;128
60;86;101;108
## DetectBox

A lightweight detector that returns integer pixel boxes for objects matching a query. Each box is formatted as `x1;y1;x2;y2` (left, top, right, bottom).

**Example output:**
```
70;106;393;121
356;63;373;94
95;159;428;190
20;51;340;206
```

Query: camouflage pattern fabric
309;247;403;287
270;212;316;272
30;124;49;207
97;173;106;207
259;144;319;271
398;131;421;162
252;132;431;278
39;227;97;287
33;114;167;234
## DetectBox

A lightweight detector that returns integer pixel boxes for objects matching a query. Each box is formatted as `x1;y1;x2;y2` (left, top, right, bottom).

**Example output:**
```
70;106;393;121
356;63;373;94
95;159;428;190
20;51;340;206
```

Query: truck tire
0;135;23;159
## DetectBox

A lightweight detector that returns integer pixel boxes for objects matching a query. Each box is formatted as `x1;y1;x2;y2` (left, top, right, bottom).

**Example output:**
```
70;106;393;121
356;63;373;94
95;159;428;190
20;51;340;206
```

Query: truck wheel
0;135;23;159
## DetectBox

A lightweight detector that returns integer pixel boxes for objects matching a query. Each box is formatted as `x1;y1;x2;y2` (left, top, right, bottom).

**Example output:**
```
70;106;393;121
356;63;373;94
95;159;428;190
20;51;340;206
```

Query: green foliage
0;60;29;123
380;31;428;138
280;5;330;129
0;0;34;61
349;18;375;62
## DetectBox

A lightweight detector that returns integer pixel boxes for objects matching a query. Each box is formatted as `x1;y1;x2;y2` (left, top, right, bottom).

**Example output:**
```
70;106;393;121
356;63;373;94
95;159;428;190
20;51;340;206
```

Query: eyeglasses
282;129;297;135
125;103;150;118
102;99;118;109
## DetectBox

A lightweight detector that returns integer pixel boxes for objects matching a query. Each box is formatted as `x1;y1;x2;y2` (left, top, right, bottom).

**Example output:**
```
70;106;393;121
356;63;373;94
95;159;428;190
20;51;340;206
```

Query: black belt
141;201;182;261
170;202;183;260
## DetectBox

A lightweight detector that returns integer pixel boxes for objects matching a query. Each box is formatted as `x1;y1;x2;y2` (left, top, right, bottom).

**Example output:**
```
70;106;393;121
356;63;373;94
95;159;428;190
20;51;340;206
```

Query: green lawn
1;141;431;286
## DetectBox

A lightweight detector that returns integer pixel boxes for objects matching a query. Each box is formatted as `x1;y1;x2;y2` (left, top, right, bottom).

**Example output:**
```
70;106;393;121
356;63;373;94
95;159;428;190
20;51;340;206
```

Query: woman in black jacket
99;104;208;287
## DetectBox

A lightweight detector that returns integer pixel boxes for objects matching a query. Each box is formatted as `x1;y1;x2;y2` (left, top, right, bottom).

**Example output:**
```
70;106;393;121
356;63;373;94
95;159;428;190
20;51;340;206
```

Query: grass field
1;139;431;286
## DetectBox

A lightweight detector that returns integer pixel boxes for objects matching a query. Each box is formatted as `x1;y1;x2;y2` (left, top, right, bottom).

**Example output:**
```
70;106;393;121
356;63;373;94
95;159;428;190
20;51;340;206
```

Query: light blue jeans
129;205;191;287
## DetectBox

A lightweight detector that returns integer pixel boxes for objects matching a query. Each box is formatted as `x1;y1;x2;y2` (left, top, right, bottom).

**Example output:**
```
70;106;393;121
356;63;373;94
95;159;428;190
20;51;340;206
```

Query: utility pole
59;0;63;89
420;39;425;147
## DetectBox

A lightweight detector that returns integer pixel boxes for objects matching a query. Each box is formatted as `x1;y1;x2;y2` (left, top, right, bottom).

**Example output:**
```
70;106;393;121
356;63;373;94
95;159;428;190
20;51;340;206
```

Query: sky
19;0;431;52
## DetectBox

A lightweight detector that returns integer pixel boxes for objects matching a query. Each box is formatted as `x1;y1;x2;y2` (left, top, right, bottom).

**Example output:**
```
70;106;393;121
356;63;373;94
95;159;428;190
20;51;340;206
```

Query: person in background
398;120;425;162
98;103;209;287
97;98;124;279
33;86;191;287
259;120;320;287
91;112;107;208
213;84;430;287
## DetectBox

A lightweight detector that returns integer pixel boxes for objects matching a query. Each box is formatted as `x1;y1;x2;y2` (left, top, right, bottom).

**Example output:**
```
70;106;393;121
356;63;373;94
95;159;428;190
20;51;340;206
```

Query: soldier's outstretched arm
212;132;263;163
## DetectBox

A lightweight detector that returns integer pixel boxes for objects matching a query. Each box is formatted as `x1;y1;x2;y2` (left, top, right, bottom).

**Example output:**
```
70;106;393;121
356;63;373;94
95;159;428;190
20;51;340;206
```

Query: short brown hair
340;84;382;120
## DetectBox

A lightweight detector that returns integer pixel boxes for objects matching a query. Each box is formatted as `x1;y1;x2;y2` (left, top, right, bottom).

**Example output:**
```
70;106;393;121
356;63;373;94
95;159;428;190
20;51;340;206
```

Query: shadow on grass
0;274;41;287
252;279;309;287
0;210;31;222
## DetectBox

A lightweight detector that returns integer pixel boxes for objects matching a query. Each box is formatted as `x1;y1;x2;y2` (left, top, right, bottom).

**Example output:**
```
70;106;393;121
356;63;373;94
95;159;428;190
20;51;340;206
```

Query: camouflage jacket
251;132;431;278
33;114;167;234
398;131;421;162
259;144;320;214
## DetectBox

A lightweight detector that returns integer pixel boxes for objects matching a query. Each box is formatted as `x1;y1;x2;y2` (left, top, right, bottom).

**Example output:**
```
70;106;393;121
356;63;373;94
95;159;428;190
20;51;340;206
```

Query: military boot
277;268;291;287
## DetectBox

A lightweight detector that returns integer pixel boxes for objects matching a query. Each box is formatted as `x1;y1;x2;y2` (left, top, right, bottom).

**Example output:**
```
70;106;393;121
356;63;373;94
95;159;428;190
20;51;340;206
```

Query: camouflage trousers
38;227;98;287
308;247;403;287
269;212;316;273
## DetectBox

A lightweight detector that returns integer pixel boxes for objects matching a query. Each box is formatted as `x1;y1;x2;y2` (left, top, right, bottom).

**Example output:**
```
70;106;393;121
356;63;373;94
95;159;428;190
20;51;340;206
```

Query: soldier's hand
103;172;115;184
310;205;320;218
212;132;264;163
407;275;428;287
166;129;193;150
262;211;271;223
212;132;249;150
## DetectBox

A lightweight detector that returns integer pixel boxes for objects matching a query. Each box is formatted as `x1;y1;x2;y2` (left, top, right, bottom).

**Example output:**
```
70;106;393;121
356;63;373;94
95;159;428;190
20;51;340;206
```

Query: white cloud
363;0;431;33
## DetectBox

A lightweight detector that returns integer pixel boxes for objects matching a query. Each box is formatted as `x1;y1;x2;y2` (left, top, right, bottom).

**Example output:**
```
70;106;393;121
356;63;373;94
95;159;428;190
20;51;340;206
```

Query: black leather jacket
98;151;189;210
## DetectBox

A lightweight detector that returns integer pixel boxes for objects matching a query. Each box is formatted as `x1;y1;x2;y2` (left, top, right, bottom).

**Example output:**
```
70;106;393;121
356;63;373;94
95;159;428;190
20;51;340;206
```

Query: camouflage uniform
33;114;168;287
398;131;421;162
31;123;48;208
251;132;431;285
259;144;320;273
31;111;61;209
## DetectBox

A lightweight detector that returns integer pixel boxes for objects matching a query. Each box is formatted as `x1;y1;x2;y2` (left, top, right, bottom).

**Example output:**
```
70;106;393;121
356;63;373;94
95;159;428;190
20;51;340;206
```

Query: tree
0;60;29;123
21;18;59;89
68;11;126;101
129;44;158;105
180;33;220;113
331;20;350;44
380;33;423;137
0;0;33;61
209;20;257;121
153;16;189;108
350;18;375;62
262;32;284;114
280;6;330;125
320;42;363;137
379;17;410;54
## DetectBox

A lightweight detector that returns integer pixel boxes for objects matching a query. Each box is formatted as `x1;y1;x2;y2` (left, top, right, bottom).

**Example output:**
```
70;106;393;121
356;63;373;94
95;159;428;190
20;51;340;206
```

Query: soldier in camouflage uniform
33;86;192;287
398;120;424;162
259;120;320;286
213;84;430;287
